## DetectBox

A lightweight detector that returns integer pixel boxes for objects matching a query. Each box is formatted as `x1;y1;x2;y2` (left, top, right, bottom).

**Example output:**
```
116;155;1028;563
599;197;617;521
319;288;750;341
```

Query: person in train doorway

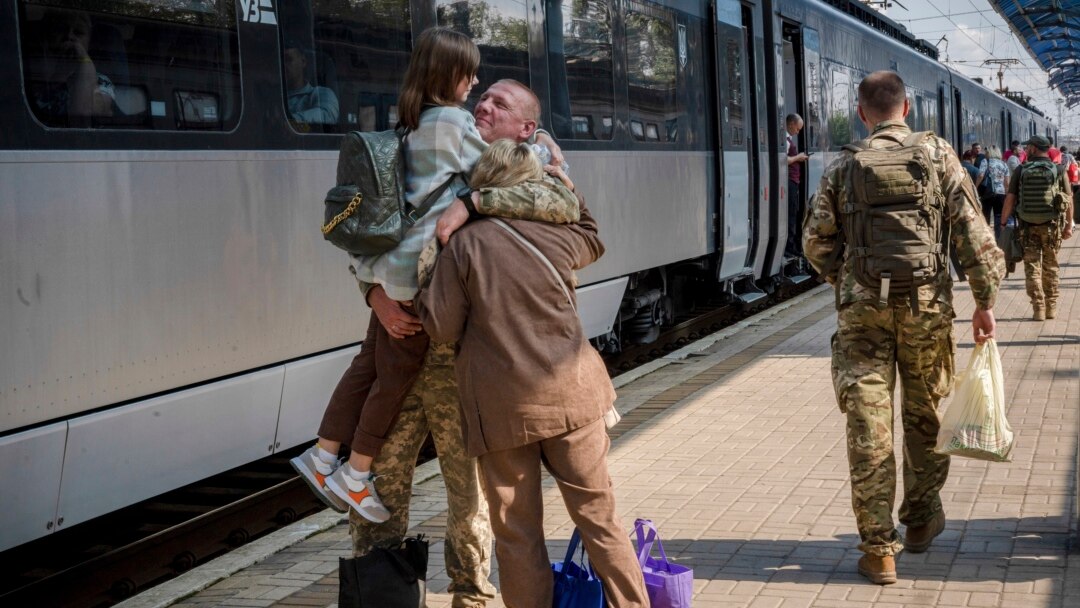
417;141;649;608
804;70;1004;585
784;113;810;258
999;135;1075;321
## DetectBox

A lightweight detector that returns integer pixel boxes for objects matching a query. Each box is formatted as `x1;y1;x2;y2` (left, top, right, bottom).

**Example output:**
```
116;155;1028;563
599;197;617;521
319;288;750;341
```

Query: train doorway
742;3;763;274
781;22;803;263
712;0;756;281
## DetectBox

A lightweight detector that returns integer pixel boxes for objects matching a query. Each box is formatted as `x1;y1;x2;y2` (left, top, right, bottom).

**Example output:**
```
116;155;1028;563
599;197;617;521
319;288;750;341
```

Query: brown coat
416;197;614;457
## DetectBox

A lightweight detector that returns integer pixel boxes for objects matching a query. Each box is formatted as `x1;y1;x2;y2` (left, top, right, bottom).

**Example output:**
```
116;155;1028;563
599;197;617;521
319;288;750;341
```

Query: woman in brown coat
417;144;647;607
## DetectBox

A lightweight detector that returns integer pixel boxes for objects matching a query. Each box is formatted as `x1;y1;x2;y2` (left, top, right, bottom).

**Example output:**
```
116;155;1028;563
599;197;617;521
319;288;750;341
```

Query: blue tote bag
551;529;604;608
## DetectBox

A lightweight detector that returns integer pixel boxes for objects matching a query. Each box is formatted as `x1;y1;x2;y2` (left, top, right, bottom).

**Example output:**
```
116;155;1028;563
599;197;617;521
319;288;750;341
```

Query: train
0;0;1055;552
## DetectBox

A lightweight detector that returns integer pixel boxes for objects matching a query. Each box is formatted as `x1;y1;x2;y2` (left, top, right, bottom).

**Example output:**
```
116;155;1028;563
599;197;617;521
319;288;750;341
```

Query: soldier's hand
972;308;996;344
1063;224;1074;240
436;197;471;245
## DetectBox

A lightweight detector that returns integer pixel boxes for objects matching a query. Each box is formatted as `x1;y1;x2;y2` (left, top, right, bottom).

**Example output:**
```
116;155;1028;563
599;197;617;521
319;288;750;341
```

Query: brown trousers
317;311;429;456
477;419;648;608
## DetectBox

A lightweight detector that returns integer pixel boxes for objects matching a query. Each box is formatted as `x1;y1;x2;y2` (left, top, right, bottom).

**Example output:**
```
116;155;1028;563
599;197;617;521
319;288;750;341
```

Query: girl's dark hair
398;27;480;130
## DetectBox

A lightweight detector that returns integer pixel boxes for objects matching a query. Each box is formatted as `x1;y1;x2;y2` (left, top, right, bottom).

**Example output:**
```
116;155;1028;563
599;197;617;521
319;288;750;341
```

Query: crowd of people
286;23;1076;604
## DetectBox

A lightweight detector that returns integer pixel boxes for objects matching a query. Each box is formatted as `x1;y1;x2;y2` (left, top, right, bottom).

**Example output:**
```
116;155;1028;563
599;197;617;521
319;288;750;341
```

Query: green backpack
1017;159;1068;224
839;131;947;305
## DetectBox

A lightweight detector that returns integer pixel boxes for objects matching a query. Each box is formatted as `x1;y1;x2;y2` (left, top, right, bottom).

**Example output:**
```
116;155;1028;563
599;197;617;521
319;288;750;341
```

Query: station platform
122;238;1079;608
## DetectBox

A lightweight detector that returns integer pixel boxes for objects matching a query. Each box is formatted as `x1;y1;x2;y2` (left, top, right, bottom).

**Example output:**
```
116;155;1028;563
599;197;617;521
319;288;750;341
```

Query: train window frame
437;0;530;107
16;0;243;133
280;0;413;135
625;0;682;145
546;0;617;141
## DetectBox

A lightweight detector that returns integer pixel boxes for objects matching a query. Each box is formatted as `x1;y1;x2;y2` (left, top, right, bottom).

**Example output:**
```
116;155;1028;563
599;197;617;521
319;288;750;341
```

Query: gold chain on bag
322;192;363;235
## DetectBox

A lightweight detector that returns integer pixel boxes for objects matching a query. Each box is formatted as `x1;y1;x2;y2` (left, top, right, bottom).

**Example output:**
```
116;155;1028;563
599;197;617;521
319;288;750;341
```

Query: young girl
291;27;484;522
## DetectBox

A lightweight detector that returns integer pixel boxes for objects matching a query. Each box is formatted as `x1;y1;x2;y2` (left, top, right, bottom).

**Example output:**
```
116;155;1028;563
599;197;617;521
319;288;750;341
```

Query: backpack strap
901;130;932;148
842;139;869;154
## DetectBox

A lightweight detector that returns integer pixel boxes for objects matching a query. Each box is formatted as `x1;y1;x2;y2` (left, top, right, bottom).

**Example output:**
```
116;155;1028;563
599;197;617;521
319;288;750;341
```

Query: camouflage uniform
803;120;1004;556
349;342;496;607
1021;223;1063;311
1006;165;1072;312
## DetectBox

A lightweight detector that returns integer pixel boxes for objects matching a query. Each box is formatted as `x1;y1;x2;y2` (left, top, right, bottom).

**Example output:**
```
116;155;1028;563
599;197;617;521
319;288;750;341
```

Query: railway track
0;274;821;608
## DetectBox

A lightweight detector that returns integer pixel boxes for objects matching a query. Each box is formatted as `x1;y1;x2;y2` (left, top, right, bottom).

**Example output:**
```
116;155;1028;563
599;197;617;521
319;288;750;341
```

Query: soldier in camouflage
999;134;1076;320
803;71;1004;585
348;80;580;607
349;343;495;607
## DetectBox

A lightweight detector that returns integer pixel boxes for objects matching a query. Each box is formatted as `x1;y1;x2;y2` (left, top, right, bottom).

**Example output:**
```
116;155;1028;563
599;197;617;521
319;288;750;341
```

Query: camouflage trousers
830;300;954;556
349;342;495;608
1021;223;1062;310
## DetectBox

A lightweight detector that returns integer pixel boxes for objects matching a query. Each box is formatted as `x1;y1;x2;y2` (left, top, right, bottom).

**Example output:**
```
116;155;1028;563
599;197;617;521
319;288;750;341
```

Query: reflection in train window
829;66;852;147
438;0;529;100
724;39;744;148
630;120;644;139
280;0;411;134
18;0;240;130
626;3;681;143
547;0;616;140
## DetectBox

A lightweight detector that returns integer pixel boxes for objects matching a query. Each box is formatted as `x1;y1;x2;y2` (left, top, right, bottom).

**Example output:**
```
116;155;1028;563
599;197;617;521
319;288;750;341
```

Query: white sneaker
289;445;348;513
324;465;391;523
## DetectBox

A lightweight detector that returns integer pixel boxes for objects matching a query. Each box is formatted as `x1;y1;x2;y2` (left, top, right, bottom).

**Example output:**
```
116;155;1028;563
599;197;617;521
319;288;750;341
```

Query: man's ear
901;98;910;119
520;120;538;142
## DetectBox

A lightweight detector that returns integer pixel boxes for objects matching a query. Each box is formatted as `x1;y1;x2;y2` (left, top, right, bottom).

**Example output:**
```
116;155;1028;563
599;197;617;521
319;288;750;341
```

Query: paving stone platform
126;237;1080;608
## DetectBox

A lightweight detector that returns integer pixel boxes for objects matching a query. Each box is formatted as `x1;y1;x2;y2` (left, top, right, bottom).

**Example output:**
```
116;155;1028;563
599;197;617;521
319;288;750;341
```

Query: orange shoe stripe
347;487;371;503
315;471;326;486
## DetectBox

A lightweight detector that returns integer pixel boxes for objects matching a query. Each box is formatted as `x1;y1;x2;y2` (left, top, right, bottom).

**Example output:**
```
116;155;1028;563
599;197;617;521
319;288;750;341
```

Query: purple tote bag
633;519;693;608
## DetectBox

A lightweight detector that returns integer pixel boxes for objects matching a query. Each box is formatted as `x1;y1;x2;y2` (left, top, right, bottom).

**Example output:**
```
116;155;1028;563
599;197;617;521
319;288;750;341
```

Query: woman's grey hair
986;144;1002;160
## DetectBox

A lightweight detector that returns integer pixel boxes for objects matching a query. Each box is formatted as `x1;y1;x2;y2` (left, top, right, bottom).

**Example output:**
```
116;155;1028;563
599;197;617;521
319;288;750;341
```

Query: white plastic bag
935;339;1014;462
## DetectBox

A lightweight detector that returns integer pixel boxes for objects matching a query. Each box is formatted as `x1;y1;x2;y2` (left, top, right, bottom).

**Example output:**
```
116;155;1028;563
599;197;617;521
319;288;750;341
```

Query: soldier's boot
1033;308;1046;321
1047;304;1057;320
857;554;897;585
904;510;946;553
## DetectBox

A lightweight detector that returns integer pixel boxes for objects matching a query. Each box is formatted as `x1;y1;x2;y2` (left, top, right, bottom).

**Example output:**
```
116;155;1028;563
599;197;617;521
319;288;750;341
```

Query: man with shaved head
804;70;1004;584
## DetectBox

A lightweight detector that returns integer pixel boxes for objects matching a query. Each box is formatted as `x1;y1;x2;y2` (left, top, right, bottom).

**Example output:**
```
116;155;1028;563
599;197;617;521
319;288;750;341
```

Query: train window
625;3;681;143
547;0;616;140
279;0;411;134
723;39;745;148
923;96;937;134
18;0;240;131
828;67;852;147
437;0;529;99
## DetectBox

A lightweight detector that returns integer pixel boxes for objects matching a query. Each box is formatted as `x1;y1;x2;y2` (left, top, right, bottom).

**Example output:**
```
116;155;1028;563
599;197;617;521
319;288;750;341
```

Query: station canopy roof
990;0;1080;107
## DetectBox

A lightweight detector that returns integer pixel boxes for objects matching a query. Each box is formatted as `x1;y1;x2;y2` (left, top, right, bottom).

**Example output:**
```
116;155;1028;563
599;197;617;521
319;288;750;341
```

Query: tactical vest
839;131;947;308
1017;159;1066;224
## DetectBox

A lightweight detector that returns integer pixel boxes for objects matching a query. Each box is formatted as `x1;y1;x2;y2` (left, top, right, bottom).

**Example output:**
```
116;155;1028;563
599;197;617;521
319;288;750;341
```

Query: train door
953;87;964;152
1000;110;1008;151
938;83;952;141
1006;110;1013;148
743;1;770;280
712;0;755;281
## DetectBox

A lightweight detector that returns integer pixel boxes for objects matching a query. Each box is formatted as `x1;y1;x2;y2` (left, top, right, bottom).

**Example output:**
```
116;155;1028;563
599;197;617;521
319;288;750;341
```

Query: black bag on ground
338;535;429;608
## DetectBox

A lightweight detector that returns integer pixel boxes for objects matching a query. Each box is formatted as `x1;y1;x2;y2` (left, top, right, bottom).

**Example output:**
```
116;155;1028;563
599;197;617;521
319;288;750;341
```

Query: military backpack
1017;159;1068;225
839;131;947;305
322;127;455;256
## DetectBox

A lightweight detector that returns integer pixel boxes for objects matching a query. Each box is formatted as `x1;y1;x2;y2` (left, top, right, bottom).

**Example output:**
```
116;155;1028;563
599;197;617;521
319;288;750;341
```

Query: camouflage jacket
803;120;1004;310
354;175;579;299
